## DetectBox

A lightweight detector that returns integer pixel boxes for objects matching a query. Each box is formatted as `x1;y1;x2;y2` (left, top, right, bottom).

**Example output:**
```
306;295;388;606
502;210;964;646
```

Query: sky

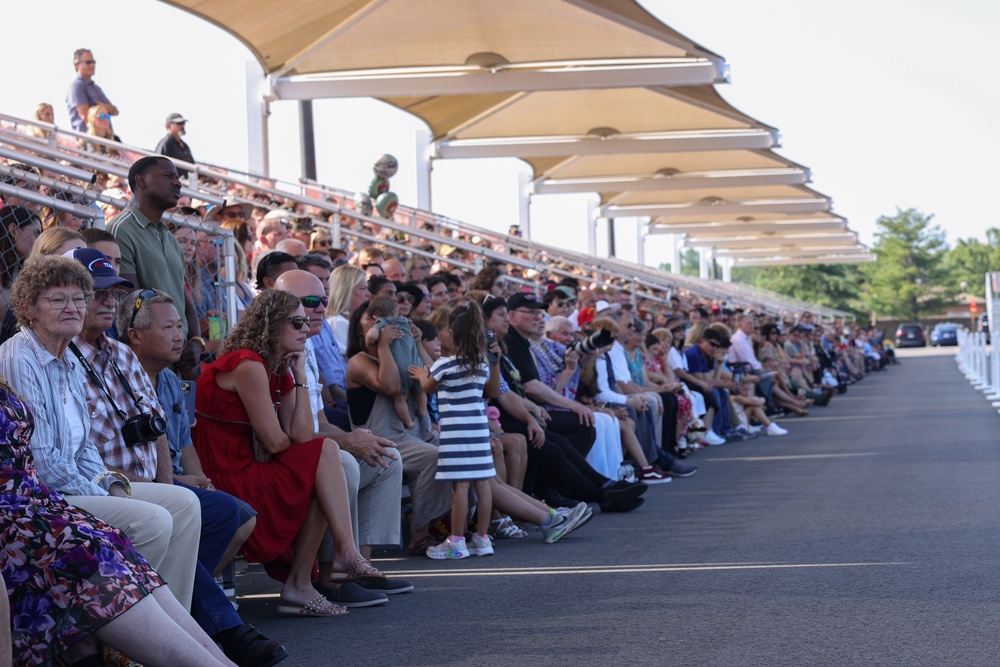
2;0;999;269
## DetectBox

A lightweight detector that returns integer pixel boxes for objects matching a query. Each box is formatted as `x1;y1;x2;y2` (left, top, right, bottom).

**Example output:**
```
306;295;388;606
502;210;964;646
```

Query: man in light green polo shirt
110;156;203;375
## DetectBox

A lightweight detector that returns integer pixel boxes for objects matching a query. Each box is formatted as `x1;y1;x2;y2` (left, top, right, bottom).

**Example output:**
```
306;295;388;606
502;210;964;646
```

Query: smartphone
180;380;196;419
485;329;499;363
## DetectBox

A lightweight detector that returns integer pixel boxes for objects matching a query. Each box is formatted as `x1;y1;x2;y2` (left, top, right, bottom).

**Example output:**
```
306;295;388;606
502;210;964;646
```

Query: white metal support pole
636;218;647;266
721;257;732;283
518;171;532;240
586;198;599;258
672;235;682;275
699;247;710;280
246;62;270;176
415;130;433;211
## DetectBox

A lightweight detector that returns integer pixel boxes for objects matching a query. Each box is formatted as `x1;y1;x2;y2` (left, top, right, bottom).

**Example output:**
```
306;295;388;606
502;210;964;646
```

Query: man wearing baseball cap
155;112;194;176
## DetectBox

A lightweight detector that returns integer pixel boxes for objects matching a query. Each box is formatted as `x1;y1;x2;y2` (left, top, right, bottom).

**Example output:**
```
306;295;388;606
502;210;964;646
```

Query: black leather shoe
218;624;288;667
601;480;647;503
599;497;645;513
358;577;415;595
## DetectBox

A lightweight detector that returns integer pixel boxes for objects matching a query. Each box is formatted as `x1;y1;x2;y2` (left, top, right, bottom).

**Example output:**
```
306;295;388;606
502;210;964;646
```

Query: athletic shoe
639;466;673;485
467;533;494;557
733;427;760;440
670;461;698;478
426;536;469;560
745;424;762;434
541;512;572;544
561;502;594;536
766;423;788;436
703;430;726;446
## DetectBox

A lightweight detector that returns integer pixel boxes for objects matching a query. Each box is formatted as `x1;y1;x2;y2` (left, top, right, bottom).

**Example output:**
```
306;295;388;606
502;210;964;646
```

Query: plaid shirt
72;334;164;481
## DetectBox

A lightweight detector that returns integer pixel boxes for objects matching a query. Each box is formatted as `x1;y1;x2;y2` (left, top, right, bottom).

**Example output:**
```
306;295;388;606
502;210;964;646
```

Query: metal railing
0;110;850;319
956;329;1000;412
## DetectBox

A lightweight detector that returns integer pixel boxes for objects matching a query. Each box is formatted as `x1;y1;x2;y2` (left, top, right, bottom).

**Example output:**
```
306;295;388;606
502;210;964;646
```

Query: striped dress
430;355;496;481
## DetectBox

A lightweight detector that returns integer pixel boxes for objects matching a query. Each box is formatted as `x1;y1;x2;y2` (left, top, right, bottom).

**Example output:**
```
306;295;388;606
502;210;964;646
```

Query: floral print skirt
0;383;162;666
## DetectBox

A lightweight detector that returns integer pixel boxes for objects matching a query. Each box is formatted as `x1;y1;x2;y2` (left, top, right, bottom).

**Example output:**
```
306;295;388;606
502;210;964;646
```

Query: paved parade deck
236;348;1000;666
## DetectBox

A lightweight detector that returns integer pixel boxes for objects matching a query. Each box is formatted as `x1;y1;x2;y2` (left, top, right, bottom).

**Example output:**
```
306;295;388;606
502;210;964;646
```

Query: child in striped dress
410;303;500;559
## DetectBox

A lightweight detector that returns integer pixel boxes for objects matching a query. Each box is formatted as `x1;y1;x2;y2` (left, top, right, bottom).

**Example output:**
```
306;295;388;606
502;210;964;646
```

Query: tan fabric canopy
160;0;722;80
157;0;870;265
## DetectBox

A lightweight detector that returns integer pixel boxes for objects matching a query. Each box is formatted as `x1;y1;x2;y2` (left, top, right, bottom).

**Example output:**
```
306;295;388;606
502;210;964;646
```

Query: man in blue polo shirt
65;48;118;132
683;328;726;445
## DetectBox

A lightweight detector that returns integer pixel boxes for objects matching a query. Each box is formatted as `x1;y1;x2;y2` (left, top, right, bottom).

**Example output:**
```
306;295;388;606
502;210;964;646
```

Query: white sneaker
766;423;788;436
703;430;726;446
467;533;494;557
746;424;762;434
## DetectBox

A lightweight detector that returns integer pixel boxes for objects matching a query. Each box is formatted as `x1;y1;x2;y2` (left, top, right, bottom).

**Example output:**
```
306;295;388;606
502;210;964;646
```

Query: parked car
895;323;926;348
930;323;958;346
977;313;990;343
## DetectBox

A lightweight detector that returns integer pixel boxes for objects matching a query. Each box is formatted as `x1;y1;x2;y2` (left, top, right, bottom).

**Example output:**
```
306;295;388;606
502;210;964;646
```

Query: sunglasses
288;316;312;330
314;240;331;247
707;341;721;348
97;114;111;120
128;289;157;330
299;295;328;309
397;294;415;304
82;59;96;65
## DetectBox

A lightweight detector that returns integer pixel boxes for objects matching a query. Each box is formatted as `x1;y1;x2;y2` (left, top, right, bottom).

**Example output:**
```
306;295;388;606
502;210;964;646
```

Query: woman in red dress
194;290;382;618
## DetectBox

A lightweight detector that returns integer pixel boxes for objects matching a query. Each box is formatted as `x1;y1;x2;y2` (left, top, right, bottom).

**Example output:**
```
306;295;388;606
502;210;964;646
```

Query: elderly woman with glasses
194;290;383;617
0;255;208;614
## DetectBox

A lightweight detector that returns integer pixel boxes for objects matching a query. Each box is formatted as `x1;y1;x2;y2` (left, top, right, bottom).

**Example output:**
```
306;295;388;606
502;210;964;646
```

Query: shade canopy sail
160;0;727;96
157;0;871;266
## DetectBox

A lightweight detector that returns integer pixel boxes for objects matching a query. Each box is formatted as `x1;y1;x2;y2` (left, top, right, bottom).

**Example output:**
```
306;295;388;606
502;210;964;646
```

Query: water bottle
617;460;635;483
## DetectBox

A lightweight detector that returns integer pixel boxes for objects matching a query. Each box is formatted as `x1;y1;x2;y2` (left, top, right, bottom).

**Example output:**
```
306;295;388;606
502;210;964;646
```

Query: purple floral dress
0;382;163;666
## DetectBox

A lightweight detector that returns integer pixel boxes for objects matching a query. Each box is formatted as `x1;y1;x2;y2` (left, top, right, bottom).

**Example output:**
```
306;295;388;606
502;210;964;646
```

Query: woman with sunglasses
79;103;121;157
194;290;383;617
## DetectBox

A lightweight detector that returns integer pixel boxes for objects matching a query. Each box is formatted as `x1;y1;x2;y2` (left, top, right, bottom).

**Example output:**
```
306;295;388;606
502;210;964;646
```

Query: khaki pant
66;482;201;611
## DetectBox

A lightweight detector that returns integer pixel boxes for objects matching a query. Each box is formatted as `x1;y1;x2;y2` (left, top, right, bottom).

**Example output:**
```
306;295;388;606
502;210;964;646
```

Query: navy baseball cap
506;292;547;311
64;248;134;290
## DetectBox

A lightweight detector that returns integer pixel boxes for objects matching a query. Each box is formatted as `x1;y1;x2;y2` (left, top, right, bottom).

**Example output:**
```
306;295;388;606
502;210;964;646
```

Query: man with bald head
275;238;308;258
272;271;411;602
382;257;405;283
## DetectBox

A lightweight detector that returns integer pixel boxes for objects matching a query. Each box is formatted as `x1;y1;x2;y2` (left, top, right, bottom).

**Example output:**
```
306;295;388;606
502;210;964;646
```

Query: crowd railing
0;111;851;320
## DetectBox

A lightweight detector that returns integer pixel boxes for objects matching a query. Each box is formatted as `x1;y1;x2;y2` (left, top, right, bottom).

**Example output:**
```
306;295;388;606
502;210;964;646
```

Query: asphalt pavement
235;348;1000;666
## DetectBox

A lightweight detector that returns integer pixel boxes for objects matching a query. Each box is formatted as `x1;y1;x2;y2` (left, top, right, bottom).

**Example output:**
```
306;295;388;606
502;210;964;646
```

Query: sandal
408;534;441;556
328;556;386;585
277;593;347;617
490;515;528;539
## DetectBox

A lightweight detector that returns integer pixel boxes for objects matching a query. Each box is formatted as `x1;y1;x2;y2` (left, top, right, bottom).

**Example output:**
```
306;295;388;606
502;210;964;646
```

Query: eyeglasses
40;293;91;311
97;114;111;120
288;316;312;330
624;322;635;330
514;308;544;316
397;294;414;304
299;295;328;309
82;59;96;65
482;293;498;305
128;289;157;330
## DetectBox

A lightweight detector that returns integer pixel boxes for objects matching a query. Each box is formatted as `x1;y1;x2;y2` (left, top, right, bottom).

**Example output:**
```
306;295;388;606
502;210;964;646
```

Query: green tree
680;248;700;277
732;264;865;317
942;228;1000;297
859;208;948;321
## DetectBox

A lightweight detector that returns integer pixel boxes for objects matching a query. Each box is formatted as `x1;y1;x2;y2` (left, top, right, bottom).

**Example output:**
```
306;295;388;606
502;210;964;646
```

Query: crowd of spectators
0;50;892;666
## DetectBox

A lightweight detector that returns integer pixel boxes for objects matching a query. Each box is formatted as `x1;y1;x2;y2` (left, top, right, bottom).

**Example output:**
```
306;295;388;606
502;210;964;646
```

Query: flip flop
328;556;386;585
276;593;347;617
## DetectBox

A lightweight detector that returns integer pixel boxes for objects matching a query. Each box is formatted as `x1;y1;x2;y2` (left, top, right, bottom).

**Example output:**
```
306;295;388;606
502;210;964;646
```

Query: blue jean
175;481;244;636
712;388;732;434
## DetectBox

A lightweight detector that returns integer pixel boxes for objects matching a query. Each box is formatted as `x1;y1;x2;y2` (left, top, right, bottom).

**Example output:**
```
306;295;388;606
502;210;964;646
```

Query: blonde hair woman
325;264;368;351
80;104;120;156
29;103;54;140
